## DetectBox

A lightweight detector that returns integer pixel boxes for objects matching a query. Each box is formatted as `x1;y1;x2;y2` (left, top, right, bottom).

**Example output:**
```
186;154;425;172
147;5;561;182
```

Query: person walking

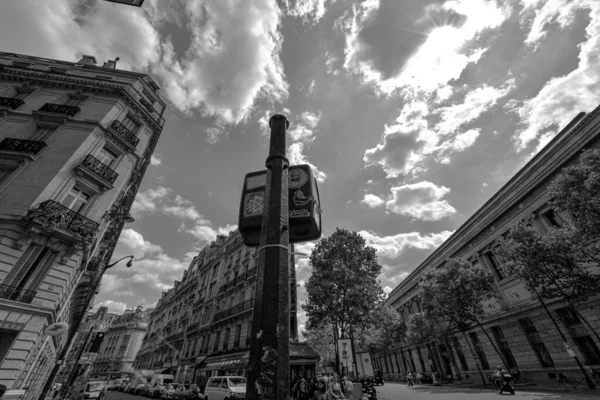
407;371;414;387
341;375;354;400
313;379;328;400
328;374;344;400
293;380;311;400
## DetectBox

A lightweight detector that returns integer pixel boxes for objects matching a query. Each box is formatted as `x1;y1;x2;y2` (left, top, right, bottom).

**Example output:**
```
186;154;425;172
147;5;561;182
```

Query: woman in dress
328;374;344;400
313;379;328;400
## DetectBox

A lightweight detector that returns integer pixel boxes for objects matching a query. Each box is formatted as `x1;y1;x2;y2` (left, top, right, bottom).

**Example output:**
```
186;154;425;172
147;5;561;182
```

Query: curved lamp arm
106;255;134;269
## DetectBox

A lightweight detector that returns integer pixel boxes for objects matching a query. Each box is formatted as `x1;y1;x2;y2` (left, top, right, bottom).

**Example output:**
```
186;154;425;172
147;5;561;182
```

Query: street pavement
371;382;600;400
104;383;600;400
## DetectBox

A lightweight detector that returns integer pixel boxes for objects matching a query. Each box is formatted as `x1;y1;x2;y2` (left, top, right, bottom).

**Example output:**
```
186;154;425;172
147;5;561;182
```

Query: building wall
0;51;165;398
379;107;600;385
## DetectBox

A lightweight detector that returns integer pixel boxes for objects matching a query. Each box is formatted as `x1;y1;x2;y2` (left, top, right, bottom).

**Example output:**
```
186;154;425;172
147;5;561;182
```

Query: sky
0;0;599;334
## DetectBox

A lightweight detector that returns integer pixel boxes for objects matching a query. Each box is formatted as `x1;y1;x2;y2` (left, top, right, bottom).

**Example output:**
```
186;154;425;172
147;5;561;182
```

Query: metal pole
59;325;95;399
290;244;299;343
246;114;291;400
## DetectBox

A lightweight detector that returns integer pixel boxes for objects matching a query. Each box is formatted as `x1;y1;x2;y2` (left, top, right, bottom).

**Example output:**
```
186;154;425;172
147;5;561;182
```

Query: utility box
239;164;322;246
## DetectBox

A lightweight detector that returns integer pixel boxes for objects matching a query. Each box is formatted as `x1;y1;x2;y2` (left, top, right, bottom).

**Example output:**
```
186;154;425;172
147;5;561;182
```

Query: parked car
161;383;184;400
416;373;433;384
204;376;246;400
81;381;108;400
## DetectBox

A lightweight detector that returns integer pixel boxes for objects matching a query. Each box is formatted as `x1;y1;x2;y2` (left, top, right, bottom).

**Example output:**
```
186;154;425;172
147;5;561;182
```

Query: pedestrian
308;378;318;398
313;379;328;400
406;371;414;387
342;375;354;400
292;379;311;400
328;374;344;399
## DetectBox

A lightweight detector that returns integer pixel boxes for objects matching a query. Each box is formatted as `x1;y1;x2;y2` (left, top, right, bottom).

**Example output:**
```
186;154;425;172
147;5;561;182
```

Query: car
204;376;246;400
416;373;433;384
81;381;108;400
160;383;182;400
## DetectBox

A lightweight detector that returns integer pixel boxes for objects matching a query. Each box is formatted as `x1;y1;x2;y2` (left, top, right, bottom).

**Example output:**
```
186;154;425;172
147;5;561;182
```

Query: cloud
131;186;171;216
361;194;385;208
288;111;322;142
118;229;163;257
186;224;238;245
288;142;327;182
385;181;456;221
307;80;316;94
94;300;128;314
153;0;289;128
510;0;600;151
343;0;511;95
150;153;162;166
285;0;333;25
131;187;209;225
358;229;454;260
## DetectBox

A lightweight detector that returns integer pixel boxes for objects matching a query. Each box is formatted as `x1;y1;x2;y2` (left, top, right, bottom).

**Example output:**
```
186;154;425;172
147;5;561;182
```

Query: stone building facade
0;51;165;398
91;306;150;380
376;107;600;386
134;230;312;385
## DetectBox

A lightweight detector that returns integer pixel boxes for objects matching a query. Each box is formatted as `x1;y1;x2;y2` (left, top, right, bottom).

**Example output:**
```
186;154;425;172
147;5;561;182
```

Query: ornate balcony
0;138;46;156
28;200;99;242
0;284;36;304
38;103;80;117
109;120;140;150
86;257;101;273
213;298;255;323
79;154;118;185
0;97;24;110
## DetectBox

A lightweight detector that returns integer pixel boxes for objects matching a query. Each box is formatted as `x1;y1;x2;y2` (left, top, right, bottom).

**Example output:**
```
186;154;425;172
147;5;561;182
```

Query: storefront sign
0;321;26;331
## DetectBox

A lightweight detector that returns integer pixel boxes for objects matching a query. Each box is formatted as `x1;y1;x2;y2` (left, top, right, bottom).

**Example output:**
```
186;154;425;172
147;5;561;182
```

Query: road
104;383;600;400
374;382;600;400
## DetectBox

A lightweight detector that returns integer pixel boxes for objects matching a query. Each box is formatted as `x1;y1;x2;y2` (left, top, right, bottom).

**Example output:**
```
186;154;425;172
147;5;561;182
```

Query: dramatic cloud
289;111;322;142
131;186;209;225
358;229;454;260
285;0;333;25
343;0;511;94
93;300;128;314
511;0;600;151
288;142;327;182
361;194;385;208
385;181;457;221
150;153;163;166
118;229;163;257
186;224;238;244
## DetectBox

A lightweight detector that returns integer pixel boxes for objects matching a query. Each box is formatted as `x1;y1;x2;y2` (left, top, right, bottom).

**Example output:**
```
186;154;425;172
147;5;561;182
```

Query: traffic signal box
239;164;322;246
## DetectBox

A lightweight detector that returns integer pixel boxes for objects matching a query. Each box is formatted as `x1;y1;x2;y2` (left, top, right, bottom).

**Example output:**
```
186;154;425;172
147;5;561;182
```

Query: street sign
239;164;322;246
45;322;69;336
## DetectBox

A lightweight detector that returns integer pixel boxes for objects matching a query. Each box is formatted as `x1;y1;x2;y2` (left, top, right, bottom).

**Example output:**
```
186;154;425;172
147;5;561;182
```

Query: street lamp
103;212;135;223
106;255;134;269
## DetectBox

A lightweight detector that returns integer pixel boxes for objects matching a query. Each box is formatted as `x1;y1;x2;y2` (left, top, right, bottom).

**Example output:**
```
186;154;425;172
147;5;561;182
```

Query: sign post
245;115;291;400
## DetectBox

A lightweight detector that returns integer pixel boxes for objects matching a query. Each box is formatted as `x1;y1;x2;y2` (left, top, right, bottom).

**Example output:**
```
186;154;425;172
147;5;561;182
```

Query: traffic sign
45;322;69;336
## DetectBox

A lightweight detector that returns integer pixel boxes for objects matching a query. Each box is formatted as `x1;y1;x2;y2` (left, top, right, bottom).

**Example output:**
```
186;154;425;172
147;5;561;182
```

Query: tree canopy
355;305;406;354
302;322;336;367
405;312;449;345
303;228;385;338
548;148;600;240
420;258;495;332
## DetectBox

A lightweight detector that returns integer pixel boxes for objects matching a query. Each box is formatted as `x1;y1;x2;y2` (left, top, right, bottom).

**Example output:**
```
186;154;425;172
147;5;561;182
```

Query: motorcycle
362;381;378;400
494;373;515;395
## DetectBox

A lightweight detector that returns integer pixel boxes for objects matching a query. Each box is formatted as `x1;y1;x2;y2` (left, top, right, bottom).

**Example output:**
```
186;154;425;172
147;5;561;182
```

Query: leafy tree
302;322;336;368
303;228;385;340
548;148;600;241
356;305;406;354
420;259;510;373
405;312;448;345
497;222;600;342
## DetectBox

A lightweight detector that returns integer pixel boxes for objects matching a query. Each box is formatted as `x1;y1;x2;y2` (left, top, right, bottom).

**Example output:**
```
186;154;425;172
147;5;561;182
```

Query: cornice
387;105;600;304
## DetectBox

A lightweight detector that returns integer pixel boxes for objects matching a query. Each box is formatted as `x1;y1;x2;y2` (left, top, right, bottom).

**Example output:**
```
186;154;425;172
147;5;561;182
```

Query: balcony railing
0;97;24;110
29;200;99;241
109;120;140;148
38;103;80;117
0;138;46;155
0;284;36;304
80;154;118;184
0;65;165;127
86;257;100;273
213;299;255;323
186;322;200;333
218;267;258;294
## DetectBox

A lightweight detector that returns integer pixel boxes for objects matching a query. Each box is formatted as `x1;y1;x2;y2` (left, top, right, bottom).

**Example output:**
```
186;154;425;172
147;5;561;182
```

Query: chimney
102;57;120;69
78;55;97;66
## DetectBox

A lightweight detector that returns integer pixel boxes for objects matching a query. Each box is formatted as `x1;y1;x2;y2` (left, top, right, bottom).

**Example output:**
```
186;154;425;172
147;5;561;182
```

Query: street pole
246;114;291;400
59;325;95;399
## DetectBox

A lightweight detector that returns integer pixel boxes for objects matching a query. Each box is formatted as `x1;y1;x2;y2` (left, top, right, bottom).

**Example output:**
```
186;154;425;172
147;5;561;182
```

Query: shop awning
290;343;320;361
200;351;248;371
192;356;207;368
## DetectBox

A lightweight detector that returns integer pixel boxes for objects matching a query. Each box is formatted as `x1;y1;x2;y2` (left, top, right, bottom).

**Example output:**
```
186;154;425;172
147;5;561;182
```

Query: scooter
495;374;515;395
362;381;378;400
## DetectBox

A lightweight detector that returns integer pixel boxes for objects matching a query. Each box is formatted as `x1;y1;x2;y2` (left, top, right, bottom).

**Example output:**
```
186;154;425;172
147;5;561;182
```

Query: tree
497;222;598;389
420;259;509;378
405;312;452;382
548;148;600;241
303;228;385;341
302;322;336;368
497;222;600;343
356;306;406;354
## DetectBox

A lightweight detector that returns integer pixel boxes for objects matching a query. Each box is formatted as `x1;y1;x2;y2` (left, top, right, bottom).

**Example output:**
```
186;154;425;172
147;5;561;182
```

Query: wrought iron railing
29;200;99;240
80;154;118;184
0;138;46;155
0;96;24;110
0;65;165;127
38;103;80;117
110;120;140;148
0;284;36;304
213;299;255;323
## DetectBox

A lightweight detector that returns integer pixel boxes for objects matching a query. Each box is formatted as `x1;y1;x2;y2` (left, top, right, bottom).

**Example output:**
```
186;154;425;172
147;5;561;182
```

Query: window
490;326;517;369
416;347;426;372
469;332;490;370
573;336;600;365
61;186;91;213
223;328;231;351
64;96;83;107
3;245;58;293
556;308;600;365
542;209;563;228
452;336;469;371
518;318;554;368
121;114;141;133
485;252;506;280
406;349;416;372
96;147;119;167
213;331;221;353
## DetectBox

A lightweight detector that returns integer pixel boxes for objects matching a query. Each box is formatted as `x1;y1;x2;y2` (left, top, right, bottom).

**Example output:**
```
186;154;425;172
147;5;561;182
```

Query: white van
204;376;246;400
